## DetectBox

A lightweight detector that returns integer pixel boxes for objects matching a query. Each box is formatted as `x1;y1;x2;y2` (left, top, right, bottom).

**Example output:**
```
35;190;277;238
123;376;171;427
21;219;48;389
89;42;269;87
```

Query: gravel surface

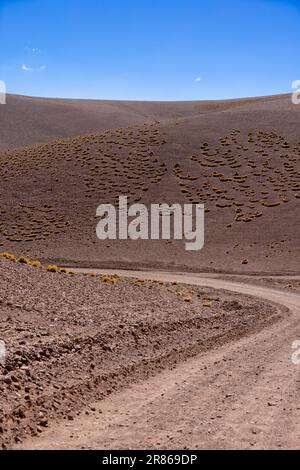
0;258;282;449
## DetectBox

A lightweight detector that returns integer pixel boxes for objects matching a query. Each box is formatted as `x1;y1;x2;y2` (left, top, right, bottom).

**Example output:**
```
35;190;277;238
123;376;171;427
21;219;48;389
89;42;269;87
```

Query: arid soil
15;270;300;451
0;93;299;273
0;93;299;450
1;94;290;150
0;258;283;449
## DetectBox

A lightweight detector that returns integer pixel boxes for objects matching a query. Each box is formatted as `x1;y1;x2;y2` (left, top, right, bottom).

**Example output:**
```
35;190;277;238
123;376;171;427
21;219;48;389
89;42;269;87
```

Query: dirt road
18;272;300;450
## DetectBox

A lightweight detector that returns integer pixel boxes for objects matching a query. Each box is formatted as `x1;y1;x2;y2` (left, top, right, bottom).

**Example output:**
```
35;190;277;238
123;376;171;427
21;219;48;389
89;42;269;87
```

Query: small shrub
0;252;16;262
100;274;117;284
46;264;60;273
18;256;31;265
213;312;225;319
31;260;42;268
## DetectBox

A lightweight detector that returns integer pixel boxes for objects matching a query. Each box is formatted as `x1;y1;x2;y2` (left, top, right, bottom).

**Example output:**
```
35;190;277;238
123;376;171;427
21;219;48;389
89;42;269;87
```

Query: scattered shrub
31;260;42;268
46;264;60;273
0;252;16;262
18;256;31;265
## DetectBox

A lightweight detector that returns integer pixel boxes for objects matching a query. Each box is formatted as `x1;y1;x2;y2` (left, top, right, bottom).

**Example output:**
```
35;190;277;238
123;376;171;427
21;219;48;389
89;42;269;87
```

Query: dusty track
18;272;300;450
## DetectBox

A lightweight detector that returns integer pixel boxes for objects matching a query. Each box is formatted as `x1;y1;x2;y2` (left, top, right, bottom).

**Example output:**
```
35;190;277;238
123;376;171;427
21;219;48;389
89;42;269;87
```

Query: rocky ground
0;256;283;449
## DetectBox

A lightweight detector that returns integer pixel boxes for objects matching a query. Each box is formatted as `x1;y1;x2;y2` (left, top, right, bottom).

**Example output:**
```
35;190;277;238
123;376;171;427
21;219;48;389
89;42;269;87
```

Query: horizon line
5;91;292;104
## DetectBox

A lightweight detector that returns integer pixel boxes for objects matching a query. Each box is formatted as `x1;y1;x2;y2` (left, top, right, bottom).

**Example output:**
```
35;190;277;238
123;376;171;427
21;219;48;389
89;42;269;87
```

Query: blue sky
0;0;299;100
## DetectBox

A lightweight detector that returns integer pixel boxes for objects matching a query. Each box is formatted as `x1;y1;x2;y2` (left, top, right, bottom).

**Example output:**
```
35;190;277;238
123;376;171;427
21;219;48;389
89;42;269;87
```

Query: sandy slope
0;93;299;273
0;93;291;149
0;94;218;149
17;272;300;450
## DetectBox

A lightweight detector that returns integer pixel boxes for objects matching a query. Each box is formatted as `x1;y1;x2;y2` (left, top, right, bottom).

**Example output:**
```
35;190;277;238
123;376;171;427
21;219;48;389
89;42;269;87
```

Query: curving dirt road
18;272;300;450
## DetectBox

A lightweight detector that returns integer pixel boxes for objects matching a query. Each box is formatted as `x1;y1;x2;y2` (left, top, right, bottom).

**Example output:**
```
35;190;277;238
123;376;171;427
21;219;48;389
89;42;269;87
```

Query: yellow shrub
31;260;42;268
0;252;16;262
46;264;60;273
213;312;224;319
100;274;117;284
18;256;31;265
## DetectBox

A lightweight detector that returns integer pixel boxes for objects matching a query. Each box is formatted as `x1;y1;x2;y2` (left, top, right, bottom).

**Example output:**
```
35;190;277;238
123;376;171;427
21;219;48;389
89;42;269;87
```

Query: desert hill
0;93;299;273
0;93;292;149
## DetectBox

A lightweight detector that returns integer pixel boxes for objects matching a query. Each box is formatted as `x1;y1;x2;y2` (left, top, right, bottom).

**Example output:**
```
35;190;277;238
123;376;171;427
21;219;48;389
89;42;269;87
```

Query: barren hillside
0;93;299;273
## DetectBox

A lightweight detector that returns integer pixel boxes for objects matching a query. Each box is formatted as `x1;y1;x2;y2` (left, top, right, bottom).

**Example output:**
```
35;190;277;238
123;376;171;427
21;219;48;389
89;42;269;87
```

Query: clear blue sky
0;0;299;100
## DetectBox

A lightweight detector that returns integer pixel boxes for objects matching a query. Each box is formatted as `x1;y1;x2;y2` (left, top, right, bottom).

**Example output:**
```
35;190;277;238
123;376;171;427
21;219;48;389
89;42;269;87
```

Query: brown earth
1;93;290;150
13;268;300;450
0;258;283;449
0;93;299;273
0;93;299;450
